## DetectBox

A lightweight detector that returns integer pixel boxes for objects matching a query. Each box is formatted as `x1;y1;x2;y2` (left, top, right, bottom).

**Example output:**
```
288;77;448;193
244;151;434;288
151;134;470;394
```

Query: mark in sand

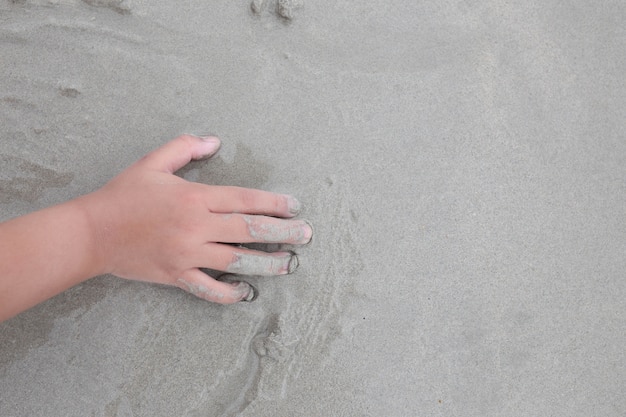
251;0;303;21
0;155;74;204
81;0;131;15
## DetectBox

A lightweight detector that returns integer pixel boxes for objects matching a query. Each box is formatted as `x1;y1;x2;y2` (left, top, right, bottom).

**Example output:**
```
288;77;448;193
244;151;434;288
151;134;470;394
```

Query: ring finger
197;243;299;276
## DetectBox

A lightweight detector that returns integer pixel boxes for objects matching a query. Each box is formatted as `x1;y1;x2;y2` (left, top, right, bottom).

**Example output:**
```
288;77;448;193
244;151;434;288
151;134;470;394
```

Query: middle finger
206;213;312;245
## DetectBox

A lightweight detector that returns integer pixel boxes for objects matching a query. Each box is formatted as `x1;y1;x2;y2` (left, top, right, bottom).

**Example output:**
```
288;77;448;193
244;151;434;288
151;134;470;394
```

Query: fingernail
288;254;299;273
240;282;257;302
287;195;302;216
197;136;221;156
198;135;219;142
302;221;313;244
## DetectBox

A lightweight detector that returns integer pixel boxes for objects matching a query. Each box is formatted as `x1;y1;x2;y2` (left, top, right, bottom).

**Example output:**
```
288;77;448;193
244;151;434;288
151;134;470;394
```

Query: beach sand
1;1;625;415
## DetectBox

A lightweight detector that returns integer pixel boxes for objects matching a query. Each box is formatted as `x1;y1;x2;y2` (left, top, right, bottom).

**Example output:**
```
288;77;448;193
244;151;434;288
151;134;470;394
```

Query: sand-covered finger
207;214;312;244
226;251;297;276
244;215;312;244
176;268;253;304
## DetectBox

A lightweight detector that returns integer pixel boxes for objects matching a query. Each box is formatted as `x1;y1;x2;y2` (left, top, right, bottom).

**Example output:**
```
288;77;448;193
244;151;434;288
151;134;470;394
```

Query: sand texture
1;1;626;416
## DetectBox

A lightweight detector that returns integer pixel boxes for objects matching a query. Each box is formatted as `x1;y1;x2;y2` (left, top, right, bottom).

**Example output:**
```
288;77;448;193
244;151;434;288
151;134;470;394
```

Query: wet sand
1;1;626;416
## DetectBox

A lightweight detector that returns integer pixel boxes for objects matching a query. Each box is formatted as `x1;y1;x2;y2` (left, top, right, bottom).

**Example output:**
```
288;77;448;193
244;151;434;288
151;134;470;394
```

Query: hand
79;135;312;304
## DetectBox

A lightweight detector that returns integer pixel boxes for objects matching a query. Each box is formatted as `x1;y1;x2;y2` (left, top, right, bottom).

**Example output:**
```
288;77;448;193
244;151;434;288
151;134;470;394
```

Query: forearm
0;198;101;321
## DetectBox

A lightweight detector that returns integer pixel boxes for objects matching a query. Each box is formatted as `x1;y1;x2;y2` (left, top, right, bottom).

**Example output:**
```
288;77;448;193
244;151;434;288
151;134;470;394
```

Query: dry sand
1;1;626;416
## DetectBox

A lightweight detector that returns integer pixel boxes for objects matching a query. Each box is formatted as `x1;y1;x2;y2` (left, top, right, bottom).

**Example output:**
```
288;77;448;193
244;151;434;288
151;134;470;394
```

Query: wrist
72;192;113;278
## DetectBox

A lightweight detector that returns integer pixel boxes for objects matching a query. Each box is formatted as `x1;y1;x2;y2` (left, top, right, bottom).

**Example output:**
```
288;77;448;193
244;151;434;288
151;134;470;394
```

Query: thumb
138;134;221;174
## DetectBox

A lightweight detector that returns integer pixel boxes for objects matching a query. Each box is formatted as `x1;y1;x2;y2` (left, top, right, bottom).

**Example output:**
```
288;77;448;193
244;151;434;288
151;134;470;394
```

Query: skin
0;134;313;322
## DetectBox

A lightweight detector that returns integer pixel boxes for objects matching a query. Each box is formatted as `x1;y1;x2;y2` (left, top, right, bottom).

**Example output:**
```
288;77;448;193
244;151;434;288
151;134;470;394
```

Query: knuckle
180;187;205;207
275;195;285;214
238;188;260;209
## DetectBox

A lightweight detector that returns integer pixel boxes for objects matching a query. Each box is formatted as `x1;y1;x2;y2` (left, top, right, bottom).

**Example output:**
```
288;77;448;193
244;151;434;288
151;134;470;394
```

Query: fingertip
139;134;222;173
212;281;256;304
302;220;313;244
217;275;258;302
244;285;258;302
287;252;299;274
237;282;258;302
176;270;245;304
187;134;221;160
285;195;303;217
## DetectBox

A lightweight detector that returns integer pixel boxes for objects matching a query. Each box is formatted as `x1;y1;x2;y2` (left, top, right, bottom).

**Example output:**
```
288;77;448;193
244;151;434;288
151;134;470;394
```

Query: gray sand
1;1;625;416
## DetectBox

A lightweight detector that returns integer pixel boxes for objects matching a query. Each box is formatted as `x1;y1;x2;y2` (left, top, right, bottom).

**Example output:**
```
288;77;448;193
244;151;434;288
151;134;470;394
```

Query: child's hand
79;135;312;304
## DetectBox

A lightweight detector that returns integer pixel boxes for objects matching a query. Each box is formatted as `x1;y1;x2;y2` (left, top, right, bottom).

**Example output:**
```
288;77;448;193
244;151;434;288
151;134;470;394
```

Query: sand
1;1;625;416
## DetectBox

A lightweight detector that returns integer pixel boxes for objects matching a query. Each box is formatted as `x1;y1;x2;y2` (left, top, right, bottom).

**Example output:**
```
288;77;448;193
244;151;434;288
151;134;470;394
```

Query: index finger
203;185;303;218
